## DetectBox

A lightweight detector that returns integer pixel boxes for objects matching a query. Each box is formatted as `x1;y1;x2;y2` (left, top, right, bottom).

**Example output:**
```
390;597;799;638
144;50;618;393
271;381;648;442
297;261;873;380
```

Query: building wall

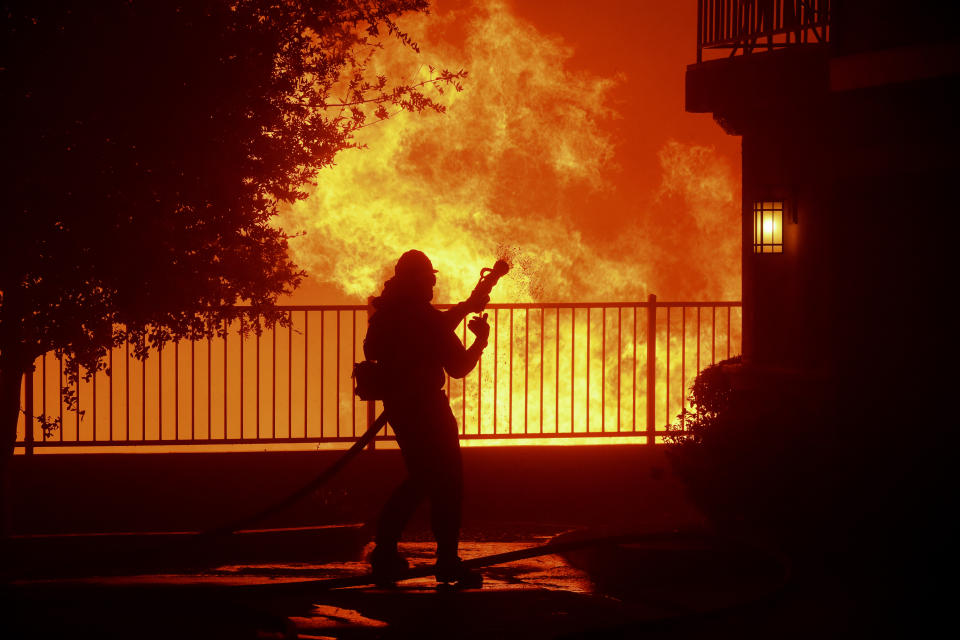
738;75;957;383
688;31;958;386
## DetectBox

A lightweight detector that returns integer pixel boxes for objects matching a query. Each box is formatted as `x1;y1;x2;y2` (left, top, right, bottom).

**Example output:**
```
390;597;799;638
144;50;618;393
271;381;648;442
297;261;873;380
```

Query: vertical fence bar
90;360;97;442
666;306;671;428
602;307;606;432
73;361;80;440
682;306;687;430
124;342;129;441
477;323;482;434
336;311;340;437
366;398;376;449
240;317;245;439
272;319;277;440
366;305;376;450
306;311;311;438
705;0;710;44
509;308;513;433
24;372;34;455
288;313;292;439
586;308;590;433
256;325;261;438
91;361;97;442
223;320;228;439
140;352;145;441
696;307;701;375
39;354;45;445
646;294;657;442
539;308;544;434
570;308;575;433
157;342;161;441
58;353;63;442
554;309;559;433
108;348;113;441
207;334;211;440
727;306;732;359
319;310;324;436
524;308;528;435
715;0;721;45
708;0;713;44
493;309;498;434
617;308;622;432
351;310;356;437
190;339;195;440
724;0;729;42
174;340;179;441
712;306;717;365
633;307;637;432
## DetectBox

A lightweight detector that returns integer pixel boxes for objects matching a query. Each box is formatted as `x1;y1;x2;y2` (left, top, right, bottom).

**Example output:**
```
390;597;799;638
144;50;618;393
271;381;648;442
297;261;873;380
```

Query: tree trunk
0;348;26;537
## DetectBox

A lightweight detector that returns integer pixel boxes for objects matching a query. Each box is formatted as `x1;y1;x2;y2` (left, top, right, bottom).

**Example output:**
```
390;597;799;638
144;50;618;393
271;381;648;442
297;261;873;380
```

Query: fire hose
201;259;511;539
201;412;389;538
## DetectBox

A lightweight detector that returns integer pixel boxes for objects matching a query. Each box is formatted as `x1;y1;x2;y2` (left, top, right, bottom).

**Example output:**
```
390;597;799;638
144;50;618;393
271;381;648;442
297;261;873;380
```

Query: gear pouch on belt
352;360;384;401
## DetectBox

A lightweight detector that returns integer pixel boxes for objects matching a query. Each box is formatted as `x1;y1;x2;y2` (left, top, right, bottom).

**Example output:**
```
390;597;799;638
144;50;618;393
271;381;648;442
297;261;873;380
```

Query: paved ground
6;447;948;637
7;526;854;639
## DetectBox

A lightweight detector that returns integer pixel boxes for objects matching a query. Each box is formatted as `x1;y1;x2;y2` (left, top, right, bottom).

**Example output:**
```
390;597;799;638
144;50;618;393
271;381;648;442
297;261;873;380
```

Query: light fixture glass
753;201;783;253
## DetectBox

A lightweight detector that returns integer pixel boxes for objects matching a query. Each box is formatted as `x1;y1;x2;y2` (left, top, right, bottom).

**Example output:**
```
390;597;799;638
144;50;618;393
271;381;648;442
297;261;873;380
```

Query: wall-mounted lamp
753;200;784;253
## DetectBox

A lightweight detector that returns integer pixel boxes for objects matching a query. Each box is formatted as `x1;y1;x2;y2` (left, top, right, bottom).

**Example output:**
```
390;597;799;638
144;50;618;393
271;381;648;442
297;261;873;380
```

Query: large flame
277;0;738;304
19;1;742;451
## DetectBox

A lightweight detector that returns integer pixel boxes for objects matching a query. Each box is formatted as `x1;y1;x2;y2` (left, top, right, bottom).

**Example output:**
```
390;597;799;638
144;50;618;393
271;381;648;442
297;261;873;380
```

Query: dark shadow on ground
6;530;877;639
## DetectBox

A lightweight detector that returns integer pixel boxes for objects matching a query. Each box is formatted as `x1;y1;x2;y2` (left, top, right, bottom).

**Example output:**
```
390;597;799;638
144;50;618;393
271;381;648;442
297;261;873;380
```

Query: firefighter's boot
369;545;409;587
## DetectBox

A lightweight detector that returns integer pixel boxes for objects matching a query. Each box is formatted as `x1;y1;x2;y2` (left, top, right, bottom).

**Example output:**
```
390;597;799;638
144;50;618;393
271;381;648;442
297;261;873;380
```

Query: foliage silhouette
0;0;462;516
667;355;741;446
667;357;852;549
667;356;958;632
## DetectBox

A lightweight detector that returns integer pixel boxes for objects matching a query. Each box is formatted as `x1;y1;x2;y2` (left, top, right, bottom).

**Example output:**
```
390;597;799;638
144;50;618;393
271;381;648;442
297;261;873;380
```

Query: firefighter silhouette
364;250;490;588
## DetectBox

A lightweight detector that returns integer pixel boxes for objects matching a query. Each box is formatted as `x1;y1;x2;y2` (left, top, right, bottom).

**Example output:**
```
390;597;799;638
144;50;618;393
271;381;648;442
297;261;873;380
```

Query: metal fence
15;296;741;452
697;0;830;63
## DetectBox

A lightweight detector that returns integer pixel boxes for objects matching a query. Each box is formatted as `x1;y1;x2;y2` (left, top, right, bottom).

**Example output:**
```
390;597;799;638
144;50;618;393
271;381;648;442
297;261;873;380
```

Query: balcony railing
697;0;830;63
15;297;741;452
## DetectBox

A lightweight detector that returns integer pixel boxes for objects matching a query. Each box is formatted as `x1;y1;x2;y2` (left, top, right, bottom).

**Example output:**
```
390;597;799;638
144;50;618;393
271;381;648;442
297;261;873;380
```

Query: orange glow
17;303;741;451
278;0;740;305
17;1;742;451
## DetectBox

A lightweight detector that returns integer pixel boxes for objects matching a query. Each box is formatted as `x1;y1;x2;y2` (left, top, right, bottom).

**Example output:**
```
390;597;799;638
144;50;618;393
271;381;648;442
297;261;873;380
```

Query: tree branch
289;71;466;109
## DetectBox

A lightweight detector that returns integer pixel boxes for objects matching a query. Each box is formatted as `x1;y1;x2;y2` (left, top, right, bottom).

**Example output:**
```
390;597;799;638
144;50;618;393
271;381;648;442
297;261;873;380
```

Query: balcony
697;0;830;63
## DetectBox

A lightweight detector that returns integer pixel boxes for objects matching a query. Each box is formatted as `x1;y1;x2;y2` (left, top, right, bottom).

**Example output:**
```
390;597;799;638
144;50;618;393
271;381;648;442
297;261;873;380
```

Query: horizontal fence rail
697;0;830;62
15;296;741;452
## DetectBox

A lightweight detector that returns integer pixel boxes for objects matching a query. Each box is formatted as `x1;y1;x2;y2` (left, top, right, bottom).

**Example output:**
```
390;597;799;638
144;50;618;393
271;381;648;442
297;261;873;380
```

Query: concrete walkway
7;529;835;639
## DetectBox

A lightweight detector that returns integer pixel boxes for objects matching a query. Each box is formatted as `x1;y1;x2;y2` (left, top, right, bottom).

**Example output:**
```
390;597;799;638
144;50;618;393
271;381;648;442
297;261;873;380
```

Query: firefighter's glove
468;313;490;344
465;290;490;313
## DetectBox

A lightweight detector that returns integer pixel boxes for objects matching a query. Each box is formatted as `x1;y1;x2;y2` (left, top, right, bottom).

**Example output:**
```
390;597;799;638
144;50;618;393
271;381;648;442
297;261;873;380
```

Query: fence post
366;400;376;450
646;294;656;444
365;303;376;450
24;370;34;456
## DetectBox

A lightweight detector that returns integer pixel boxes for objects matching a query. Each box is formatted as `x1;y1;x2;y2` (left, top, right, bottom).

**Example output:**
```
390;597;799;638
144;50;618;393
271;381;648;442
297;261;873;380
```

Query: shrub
667;358;958;628
666;359;856;553
667;355;741;446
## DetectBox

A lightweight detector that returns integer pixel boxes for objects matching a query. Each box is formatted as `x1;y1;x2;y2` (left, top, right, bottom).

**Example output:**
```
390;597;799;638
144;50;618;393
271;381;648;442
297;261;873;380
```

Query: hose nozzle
475;259;510;297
